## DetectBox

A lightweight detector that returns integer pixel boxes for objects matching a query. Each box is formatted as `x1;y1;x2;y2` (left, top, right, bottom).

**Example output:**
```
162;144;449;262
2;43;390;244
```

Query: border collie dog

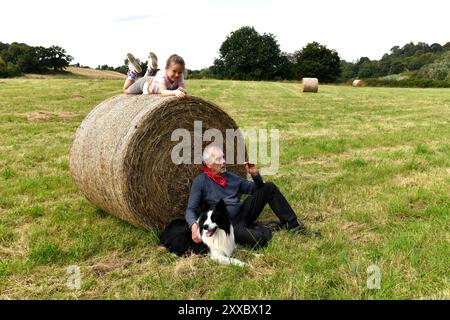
160;199;245;267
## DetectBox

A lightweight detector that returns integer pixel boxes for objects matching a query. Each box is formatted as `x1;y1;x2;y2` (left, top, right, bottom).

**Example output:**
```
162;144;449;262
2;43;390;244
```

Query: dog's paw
229;258;246;267
211;255;246;267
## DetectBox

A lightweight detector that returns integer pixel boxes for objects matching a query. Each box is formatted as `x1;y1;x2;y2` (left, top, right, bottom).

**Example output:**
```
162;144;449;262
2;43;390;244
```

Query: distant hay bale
352;79;364;87
69;95;246;230
301;78;319;93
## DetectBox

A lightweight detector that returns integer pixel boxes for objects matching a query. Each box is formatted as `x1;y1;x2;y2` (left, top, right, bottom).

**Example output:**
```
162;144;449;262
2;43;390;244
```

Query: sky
1;0;449;70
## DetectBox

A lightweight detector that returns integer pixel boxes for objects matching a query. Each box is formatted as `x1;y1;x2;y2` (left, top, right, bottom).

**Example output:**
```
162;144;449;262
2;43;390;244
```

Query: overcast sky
1;0;449;70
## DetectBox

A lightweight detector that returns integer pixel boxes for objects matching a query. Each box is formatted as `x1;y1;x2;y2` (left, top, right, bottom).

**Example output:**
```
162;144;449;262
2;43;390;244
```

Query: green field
0;77;449;299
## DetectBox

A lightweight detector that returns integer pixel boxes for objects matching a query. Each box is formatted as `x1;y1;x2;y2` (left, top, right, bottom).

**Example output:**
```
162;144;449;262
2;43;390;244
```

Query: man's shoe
266;220;322;238
127;53;142;73
289;225;322;238
265;220;300;231
265;220;284;232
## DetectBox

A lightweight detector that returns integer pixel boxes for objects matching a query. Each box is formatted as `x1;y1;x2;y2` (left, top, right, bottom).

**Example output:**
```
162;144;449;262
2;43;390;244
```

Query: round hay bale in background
301;78;319;93
352;79;364;87
70;95;246;230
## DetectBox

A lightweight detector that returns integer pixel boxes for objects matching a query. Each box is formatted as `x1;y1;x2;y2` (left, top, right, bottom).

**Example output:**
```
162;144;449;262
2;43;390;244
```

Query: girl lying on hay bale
123;52;187;98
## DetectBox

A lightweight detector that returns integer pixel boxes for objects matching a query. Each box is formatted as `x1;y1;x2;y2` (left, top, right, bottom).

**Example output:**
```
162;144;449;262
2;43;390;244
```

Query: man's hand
191;223;202;243
244;161;259;176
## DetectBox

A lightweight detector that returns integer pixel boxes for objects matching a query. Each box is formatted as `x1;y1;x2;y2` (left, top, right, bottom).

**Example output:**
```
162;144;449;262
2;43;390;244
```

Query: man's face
206;148;226;175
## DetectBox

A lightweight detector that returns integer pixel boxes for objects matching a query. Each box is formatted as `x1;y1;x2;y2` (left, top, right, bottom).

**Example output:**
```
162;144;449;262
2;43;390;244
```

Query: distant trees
40;46;73;71
0;57;7;78
96;58;146;76
292;42;341;82
340;41;450;81
340;57;382;80
0;42;73;77
3;33;448;84
207;28;450;85
211;26;289;80
417;51;450;81
97;64;113;71
210;26;341;82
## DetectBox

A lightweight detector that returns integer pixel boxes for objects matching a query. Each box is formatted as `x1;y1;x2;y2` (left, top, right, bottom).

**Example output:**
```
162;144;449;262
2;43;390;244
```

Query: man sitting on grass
186;144;321;248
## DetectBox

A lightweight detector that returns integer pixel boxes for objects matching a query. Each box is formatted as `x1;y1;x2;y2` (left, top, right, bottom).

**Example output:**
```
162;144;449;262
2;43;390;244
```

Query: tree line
197;26;342;82
2;27;449;85
341;41;450;81
0;42;73;77
189;26;450;86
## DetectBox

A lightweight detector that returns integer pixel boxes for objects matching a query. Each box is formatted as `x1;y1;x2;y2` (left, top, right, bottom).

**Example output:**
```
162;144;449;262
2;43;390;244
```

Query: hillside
19;67;126;80
65;67;125;79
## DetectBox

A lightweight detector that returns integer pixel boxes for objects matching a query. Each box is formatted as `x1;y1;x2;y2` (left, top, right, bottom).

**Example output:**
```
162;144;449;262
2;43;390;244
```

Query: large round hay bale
352;79;364;87
301;78;319;93
69;95;246;230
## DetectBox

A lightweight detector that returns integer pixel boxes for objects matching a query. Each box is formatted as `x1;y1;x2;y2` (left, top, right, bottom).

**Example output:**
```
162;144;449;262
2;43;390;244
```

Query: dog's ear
215;198;226;212
199;200;210;213
198;211;207;226
215;199;230;228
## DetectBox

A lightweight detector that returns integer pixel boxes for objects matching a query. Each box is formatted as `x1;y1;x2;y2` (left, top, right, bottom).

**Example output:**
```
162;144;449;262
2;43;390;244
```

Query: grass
0;75;449;299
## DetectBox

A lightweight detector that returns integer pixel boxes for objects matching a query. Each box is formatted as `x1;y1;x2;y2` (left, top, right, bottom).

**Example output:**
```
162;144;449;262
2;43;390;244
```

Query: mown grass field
0;75;449;299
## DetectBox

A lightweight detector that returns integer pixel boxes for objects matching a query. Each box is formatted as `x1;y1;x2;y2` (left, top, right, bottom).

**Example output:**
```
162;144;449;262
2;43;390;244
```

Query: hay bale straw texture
70;95;246;230
352;79;364;87
301;78;319;93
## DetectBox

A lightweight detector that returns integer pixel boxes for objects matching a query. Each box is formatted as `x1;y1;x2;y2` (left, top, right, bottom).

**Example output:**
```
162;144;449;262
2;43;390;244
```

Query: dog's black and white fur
160;199;245;267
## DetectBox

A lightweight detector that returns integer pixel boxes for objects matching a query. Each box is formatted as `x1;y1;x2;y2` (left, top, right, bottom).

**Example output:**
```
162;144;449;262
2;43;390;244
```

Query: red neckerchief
201;165;226;188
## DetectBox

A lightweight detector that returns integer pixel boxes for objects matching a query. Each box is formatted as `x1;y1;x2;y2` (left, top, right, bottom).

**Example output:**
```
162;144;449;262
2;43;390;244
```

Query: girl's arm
158;83;186;98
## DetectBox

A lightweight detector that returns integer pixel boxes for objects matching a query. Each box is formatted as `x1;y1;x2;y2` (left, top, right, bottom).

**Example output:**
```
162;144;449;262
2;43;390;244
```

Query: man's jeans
232;182;300;248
